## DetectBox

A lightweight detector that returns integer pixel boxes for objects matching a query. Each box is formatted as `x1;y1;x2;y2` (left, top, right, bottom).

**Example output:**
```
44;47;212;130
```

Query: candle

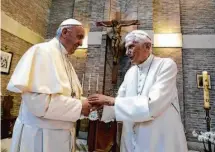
81;74;85;88
202;71;210;109
96;74;99;92
88;74;91;91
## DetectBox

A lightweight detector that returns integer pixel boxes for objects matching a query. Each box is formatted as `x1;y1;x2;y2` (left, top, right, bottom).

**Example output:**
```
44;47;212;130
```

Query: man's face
63;26;85;54
125;40;150;65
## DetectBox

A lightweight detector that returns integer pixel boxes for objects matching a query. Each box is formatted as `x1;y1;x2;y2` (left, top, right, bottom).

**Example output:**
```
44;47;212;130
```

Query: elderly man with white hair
88;30;188;152
7;19;91;152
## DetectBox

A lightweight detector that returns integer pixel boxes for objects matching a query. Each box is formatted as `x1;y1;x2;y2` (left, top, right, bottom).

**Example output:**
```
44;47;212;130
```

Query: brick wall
89;0;106;31
83;35;107;96
120;0;138;20
183;49;215;142
79;0;108;94
180;0;215;34
1;0;52;116
2;0;52;37
104;0;121;21
1;30;32;116
73;0;91;27
180;0;215;144
137;0;153;30
153;0;181;33
46;0;75;38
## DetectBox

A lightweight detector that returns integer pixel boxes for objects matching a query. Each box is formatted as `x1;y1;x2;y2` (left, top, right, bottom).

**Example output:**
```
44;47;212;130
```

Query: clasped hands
81;94;115;116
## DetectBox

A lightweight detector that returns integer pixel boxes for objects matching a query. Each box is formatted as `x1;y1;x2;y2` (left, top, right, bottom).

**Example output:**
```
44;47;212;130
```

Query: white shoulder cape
7;38;82;97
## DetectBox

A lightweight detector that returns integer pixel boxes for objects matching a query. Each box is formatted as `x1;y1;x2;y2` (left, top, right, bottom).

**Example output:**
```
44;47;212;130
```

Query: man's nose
126;48;132;56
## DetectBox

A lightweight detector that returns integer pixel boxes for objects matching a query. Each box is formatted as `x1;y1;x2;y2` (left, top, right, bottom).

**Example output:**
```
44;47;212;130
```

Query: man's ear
61;28;68;38
145;42;151;50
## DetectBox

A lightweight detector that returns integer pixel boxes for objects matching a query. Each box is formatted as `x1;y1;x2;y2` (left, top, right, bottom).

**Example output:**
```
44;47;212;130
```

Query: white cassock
7;38;83;152
102;54;188;152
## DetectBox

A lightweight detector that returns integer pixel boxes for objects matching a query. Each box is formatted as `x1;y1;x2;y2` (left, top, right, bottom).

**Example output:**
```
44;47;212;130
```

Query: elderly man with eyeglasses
89;30;188;152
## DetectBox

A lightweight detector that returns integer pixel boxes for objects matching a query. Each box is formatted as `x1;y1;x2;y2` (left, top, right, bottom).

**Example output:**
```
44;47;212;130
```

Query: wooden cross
96;12;139;84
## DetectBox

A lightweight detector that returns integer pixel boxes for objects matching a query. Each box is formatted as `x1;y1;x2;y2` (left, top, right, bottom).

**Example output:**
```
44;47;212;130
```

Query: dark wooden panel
95;121;117;152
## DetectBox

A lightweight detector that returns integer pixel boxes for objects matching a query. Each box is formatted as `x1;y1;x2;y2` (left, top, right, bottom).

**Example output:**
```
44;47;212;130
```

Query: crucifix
96;12;139;84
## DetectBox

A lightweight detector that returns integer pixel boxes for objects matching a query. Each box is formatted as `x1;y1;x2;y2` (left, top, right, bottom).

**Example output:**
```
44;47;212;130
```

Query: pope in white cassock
88;30;188;152
7;19;92;152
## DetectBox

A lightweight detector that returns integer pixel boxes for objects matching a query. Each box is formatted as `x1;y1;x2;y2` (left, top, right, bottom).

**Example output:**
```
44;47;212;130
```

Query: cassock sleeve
100;80;127;122
115;59;178;122
22;92;82;122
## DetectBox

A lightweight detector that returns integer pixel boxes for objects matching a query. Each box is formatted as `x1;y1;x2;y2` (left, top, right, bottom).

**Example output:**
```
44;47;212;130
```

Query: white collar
137;54;154;71
50;38;68;55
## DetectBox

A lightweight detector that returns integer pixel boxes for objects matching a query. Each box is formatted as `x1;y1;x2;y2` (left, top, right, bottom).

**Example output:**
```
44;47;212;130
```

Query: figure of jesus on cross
97;18;139;65
96;13;139;83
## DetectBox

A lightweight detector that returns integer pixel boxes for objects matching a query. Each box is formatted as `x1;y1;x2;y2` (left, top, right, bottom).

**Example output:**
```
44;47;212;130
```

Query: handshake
81;94;115;116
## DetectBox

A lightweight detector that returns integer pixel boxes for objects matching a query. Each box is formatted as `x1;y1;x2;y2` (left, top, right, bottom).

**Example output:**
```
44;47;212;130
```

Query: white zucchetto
60;19;82;27
125;30;152;47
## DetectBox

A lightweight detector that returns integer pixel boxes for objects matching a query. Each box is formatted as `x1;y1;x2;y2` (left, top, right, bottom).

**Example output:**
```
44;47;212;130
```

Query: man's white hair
125;30;152;47
125;30;152;53
56;19;83;39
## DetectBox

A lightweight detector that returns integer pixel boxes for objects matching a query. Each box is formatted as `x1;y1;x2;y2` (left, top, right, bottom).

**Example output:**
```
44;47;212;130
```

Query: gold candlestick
202;71;212;152
202;71;210;109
